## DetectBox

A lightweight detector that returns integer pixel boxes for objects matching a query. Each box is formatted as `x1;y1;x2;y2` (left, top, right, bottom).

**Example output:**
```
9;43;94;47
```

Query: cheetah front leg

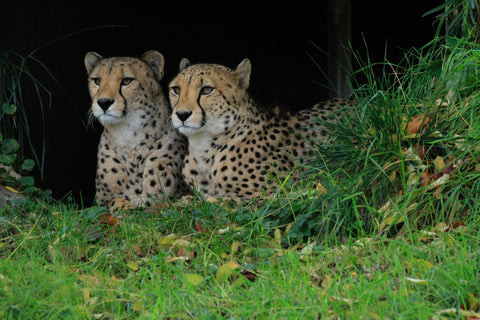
130;149;184;207
182;152;216;198
95;136;131;206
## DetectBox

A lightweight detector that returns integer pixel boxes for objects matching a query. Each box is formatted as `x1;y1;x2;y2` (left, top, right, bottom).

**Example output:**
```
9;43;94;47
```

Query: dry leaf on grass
216;261;241;282
184;273;204;287
177;247;197;260
99;214;118;227
405;114;431;135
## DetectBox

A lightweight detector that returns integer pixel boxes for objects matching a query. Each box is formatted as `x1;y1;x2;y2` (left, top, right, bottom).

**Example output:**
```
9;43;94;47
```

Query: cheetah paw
108;197;132;214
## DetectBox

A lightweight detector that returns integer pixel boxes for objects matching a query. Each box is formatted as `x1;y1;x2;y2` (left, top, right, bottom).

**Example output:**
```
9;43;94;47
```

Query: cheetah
85;50;188;207
168;58;347;200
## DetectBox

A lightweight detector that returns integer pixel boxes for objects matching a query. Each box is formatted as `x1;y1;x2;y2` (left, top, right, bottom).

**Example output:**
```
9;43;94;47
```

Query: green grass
2;36;480;319
1;199;480;319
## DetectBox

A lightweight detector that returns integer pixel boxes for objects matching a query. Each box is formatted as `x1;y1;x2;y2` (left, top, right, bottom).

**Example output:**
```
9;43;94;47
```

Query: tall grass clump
312;36;480;237
425;0;480;42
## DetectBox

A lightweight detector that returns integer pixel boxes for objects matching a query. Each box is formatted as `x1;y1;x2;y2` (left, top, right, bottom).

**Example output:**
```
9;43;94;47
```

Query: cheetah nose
97;98;114;111
176;111;192;122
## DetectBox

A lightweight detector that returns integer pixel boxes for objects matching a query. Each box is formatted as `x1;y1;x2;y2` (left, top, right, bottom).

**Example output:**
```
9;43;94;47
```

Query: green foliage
0;104;43;197
424;0;480;41
0;50;52;178
314;36;480;234
1;195;479;319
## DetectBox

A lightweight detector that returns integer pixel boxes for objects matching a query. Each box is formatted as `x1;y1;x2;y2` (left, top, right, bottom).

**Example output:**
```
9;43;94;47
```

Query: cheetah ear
141;50;165;81
179;58;191;71
234;58;251;90
85;52;102;74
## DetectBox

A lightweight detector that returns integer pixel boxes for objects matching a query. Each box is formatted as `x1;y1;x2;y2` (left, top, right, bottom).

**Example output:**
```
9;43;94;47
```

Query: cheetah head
85;50;165;126
168;58;251;137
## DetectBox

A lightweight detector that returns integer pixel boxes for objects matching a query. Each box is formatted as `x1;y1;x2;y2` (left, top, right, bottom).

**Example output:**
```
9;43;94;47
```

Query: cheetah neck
187;107;262;167
104;95;169;151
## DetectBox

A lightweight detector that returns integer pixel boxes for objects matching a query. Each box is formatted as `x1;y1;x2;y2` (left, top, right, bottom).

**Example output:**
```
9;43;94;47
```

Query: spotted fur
168;58;347;200
85;50;188;207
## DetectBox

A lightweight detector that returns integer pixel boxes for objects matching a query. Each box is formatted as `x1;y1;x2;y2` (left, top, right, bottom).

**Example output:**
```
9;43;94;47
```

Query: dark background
0;1;438;205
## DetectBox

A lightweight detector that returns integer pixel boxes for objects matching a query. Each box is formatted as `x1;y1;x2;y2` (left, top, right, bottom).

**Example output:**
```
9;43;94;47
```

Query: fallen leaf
368;311;382;320
196;221;203;233
184;273;204;287
159;234;176;245
171;238;193;249
378;211;405;233
240;269;257;282
316;182;327;195
321;274;334;289
126;260;139;271
132;301;143;312
437;308;480;319
415;259;434;270
405;277;428;284
406;114;431;135
440;155;457;175
177;247;196;260
220;252;229;259
99;214;118;227
217;226;231;234
4;186;21;194
428;173;449;189
433;156;446;172
413;143;427;159
216;261;241;282
420;171;433;187
166;256;189;263
131;244;142;256
300;242;316;260
436;222;466;232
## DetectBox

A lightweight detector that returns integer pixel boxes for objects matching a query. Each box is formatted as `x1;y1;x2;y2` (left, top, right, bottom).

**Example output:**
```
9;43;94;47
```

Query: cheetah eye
91;77;101;86
171;86;181;96
200;86;214;96
121;78;134;86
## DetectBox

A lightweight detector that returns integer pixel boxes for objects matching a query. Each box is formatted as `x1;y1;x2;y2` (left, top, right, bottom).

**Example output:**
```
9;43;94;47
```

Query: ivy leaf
21;159;35;172
2;103;17;115
19;176;35;187
0;139;19;154
0;154;16;166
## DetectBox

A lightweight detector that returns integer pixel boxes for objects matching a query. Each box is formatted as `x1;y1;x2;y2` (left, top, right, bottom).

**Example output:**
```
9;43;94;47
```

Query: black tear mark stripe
196;90;207;127
119;85;127;115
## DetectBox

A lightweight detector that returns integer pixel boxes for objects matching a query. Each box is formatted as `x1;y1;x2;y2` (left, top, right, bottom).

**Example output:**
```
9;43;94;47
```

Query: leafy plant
424;0;480;41
0;51;50;177
0;113;40;197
